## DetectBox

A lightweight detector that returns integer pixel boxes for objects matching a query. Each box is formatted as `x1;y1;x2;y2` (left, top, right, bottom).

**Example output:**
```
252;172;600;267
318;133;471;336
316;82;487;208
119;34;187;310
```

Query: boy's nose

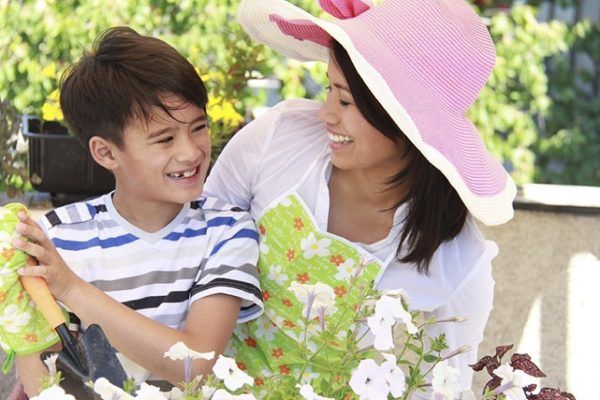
174;134;203;162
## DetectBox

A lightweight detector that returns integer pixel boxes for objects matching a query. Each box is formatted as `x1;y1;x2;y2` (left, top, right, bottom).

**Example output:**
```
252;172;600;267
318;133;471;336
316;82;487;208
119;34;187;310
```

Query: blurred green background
1;0;599;196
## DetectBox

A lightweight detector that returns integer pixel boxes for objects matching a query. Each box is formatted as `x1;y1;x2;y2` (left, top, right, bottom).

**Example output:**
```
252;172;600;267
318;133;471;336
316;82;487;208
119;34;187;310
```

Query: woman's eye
325;85;332;93
339;99;351;106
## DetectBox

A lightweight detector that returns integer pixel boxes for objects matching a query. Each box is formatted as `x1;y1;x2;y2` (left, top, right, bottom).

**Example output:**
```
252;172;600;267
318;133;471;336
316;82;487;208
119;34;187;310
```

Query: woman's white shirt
204;99;497;391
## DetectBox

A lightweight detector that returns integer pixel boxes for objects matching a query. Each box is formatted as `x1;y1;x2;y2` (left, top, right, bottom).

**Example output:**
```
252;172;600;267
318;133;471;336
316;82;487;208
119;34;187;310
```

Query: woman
204;0;516;393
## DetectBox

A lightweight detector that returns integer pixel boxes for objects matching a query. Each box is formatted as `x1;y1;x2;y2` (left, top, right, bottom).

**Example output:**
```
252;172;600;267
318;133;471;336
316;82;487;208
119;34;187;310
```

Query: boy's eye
192;124;208;133
157;136;173;144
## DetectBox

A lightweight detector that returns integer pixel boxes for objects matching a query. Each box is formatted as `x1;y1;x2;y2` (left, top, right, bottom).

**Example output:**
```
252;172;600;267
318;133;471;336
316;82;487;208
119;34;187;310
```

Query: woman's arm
425;244;496;390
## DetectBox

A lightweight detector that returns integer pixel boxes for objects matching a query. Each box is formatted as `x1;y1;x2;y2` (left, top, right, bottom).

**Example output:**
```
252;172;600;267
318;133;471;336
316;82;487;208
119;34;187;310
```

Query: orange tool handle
19;257;65;329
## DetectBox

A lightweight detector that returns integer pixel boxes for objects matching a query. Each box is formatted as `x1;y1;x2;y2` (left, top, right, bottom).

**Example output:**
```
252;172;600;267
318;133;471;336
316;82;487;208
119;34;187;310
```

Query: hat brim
238;0;516;225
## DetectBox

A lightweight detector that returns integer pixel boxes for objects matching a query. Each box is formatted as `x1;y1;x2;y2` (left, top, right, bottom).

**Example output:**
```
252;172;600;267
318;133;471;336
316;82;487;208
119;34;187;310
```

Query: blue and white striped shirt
40;192;263;332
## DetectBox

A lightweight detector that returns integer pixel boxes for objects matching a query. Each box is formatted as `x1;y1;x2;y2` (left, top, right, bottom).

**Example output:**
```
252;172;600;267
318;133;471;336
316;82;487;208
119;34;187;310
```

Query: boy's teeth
328;133;354;144
168;168;197;179
182;169;196;178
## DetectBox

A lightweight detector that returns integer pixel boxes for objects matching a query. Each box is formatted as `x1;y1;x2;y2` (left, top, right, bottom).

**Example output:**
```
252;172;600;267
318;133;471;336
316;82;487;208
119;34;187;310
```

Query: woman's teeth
328;133;354;144
167;167;197;179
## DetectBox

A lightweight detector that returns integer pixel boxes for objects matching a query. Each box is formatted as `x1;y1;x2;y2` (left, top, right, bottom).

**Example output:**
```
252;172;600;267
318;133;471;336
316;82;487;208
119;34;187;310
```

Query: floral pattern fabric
0;203;60;372
228;193;385;388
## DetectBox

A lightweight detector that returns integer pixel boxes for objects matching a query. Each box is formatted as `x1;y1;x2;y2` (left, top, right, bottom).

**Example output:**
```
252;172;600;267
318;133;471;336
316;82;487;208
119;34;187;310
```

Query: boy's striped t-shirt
39;192;263;332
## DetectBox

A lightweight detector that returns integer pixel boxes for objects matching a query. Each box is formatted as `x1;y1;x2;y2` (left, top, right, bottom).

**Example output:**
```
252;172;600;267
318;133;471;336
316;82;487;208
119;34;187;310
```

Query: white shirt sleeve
204;103;282;210
190;207;263;323
427;256;495;387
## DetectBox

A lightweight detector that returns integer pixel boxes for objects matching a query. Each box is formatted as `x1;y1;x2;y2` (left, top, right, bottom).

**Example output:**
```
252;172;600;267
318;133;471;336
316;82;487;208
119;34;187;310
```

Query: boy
13;26;262;396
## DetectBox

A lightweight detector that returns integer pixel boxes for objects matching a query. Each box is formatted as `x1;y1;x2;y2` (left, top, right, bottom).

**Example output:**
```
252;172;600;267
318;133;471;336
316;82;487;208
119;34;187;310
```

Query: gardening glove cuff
0;203;60;373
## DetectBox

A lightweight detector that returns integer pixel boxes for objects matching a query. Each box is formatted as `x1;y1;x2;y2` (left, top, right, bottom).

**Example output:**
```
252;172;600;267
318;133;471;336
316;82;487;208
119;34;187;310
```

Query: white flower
0;267;15;287
382;288;411;304
296;383;334;400
278;197;292;207
164;387;184;400
301;233;331;259
253;314;278;341
116;353;151;385
0;207;11;219
213;354;254;391
94;377;134;400
367;317;395;351
431;360;462;400
211;389;257;400
267;264;289;285
134;383;167;400
163;342;214;361
334;259;356;281
288;331;318;353
30;385;75;400
0;305;31;333
459;390;477;400
0;230;13;246
380;353;406;398
349;359;389;400
289;281;336;320
493;364;537;400
367;294;417;350
293;366;320;384
43;353;58;378
201;385;217;398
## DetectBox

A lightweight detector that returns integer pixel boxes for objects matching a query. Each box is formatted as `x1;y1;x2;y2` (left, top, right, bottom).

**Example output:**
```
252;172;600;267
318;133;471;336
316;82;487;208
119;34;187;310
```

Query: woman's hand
11;212;82;302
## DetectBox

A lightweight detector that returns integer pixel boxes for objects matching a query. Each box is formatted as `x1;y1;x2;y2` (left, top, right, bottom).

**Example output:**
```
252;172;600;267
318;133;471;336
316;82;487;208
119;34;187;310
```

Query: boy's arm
16;342;61;397
16;352;47;396
12;210;261;385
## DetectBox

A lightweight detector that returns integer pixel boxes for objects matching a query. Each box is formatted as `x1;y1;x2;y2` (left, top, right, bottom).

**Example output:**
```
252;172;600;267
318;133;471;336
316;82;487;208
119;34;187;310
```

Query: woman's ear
89;136;119;171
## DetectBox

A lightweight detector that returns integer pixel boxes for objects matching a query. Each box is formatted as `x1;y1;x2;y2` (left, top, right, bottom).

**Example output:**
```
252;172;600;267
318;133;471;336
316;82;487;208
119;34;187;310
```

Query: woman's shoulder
248;99;328;166
229;98;325;155
267;98;325;138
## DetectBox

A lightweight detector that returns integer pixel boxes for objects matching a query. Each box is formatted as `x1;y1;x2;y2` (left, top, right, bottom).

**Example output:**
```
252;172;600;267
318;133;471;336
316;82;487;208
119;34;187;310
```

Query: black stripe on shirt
122;290;191;311
190;278;262;302
94;204;108;213
45;210;62;227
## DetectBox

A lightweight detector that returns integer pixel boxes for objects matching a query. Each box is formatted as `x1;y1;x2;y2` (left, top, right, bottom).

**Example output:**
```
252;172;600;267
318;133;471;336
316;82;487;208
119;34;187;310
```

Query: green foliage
535;20;600;185
468;5;569;184
0;1;598;191
0;98;28;196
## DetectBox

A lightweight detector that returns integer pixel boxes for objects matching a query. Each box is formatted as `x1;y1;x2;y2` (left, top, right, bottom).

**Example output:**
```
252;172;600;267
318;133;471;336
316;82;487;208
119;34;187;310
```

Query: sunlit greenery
0;0;598;194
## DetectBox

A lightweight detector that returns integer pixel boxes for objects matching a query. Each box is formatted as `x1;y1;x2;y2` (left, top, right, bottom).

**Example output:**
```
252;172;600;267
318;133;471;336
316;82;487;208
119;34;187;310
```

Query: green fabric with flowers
0;203;60;373
228;193;384;388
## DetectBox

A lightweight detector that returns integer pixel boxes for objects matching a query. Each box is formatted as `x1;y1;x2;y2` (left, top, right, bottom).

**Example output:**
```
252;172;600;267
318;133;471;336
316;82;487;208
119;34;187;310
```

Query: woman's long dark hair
331;40;468;274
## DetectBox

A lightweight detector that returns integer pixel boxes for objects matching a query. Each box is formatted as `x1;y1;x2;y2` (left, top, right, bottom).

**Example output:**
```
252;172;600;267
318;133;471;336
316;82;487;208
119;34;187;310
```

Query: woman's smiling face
318;57;407;177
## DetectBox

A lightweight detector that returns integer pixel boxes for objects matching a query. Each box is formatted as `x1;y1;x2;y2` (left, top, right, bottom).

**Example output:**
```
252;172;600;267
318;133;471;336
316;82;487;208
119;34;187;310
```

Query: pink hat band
238;0;516;225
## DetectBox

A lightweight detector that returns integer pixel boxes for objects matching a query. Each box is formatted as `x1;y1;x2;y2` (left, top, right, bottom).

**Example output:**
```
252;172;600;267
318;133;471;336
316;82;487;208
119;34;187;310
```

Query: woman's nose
318;98;338;124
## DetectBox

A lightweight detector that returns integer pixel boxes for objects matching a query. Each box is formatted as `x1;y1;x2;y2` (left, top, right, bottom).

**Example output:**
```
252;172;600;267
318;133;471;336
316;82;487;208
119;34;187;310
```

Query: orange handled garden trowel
20;257;127;398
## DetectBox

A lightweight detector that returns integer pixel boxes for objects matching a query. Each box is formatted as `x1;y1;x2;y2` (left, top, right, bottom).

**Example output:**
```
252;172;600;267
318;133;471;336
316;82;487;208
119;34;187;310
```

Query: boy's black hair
331;40;468;274
59;26;208;148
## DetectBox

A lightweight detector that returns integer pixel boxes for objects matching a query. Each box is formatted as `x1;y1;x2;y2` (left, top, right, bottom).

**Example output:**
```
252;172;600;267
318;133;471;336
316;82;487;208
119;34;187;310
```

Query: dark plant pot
21;116;115;206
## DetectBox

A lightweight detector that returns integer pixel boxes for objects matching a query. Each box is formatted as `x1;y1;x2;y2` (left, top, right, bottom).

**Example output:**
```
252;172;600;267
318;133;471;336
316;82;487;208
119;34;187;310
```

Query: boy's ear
89;136;119;171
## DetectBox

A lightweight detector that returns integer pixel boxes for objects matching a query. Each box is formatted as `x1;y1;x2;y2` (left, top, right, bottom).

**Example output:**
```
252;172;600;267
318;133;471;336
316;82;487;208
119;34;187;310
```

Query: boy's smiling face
108;96;211;217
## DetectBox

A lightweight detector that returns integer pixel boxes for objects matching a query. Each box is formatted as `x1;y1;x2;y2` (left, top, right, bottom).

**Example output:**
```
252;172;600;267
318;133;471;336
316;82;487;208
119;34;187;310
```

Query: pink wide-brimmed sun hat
238;0;516;225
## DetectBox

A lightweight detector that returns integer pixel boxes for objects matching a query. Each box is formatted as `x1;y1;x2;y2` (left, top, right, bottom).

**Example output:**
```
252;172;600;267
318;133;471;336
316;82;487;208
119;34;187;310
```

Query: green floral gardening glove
0;203;60;373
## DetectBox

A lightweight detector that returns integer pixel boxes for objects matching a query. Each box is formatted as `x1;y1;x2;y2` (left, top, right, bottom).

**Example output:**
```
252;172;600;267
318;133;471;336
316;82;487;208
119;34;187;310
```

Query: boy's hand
11;212;80;302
